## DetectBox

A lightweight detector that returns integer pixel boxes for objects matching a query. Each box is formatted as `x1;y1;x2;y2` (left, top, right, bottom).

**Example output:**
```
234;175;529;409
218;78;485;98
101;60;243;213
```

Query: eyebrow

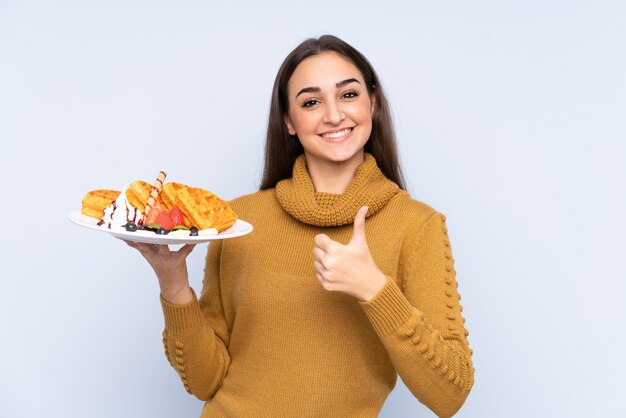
295;78;361;99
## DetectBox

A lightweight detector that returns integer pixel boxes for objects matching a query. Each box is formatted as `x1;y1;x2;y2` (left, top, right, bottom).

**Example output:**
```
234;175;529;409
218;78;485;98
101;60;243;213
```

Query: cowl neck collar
276;153;400;227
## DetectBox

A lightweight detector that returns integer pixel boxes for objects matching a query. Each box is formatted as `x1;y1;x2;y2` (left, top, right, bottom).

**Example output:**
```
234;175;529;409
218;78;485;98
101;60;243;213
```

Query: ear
284;113;297;136
369;93;376;117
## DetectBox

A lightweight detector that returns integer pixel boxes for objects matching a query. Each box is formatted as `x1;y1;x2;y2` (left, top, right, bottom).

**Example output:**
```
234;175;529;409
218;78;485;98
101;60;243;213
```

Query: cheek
347;100;373;120
290;110;318;133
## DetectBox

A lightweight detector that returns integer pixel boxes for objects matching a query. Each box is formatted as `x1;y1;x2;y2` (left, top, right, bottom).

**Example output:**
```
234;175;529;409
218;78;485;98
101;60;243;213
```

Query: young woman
126;35;474;417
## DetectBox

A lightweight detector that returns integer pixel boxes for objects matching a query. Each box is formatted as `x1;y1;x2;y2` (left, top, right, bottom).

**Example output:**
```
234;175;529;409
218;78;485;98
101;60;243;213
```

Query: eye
341;90;360;99
301;98;320;108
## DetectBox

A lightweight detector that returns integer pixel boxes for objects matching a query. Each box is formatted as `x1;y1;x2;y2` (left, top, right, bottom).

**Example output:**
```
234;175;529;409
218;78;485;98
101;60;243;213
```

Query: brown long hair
260;35;406;191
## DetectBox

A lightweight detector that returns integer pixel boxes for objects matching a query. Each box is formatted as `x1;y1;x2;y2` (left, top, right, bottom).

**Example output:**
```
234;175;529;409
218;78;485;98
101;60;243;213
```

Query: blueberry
156;228;168;235
189;227;199;236
124;222;137;232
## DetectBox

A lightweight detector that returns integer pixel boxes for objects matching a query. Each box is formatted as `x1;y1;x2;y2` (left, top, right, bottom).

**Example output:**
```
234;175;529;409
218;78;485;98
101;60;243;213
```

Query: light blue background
1;1;625;417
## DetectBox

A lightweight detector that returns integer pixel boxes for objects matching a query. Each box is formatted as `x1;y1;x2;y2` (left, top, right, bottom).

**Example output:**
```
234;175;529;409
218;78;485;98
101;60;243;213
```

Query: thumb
177;244;196;257
349;206;369;246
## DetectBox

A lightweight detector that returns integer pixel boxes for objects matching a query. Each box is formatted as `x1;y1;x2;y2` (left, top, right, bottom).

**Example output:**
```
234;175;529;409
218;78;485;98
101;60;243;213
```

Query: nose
323;100;345;125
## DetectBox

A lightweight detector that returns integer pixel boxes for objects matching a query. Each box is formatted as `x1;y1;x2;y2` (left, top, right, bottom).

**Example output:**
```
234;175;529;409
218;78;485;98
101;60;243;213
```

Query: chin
330;148;365;163
304;144;366;167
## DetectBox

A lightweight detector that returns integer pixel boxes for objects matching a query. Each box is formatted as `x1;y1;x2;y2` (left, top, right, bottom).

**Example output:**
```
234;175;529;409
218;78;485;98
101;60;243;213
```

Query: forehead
287;52;365;92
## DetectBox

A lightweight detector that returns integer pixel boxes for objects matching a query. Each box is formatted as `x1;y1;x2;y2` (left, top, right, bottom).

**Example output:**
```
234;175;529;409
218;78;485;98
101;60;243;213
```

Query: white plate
68;211;253;244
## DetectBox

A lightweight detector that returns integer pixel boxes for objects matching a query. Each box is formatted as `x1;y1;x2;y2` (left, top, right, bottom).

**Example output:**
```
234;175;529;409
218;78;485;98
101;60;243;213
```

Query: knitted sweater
160;154;474;417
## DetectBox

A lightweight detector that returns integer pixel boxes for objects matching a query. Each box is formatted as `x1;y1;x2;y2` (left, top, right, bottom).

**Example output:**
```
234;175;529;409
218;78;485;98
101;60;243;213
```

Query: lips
319;127;353;141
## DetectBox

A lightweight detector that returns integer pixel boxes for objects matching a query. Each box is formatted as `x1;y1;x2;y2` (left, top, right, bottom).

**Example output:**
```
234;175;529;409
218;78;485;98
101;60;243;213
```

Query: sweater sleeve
360;212;474;418
160;240;231;401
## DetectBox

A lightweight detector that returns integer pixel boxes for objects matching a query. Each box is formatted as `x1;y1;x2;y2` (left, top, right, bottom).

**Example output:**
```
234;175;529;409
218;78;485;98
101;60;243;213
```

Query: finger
314;270;324;285
136;242;158;252
312;247;325;263
349;206;368;246
313;260;326;274
157;245;172;256
313;264;333;285
123;239;155;256
121;238;145;249
176;244;196;257
314;234;336;251
122;239;138;249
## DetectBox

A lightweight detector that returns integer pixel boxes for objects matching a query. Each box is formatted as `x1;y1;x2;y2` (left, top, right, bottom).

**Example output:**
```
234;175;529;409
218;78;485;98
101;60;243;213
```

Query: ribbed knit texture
160;292;204;336
276;153;400;226
160;155;474;418
359;276;415;336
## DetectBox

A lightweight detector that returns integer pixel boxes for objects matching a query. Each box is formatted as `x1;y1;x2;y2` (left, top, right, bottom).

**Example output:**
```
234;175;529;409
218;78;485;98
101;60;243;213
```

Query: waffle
165;184;237;231
81;189;120;219
125;180;164;213
161;182;187;211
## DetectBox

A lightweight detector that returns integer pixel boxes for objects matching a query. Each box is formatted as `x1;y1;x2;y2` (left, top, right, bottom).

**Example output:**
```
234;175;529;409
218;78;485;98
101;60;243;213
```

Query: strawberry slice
155;210;175;231
170;206;185;227
145;205;164;225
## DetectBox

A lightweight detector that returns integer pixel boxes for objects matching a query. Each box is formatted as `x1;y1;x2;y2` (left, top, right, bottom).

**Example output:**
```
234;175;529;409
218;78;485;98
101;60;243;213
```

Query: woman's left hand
313;206;387;302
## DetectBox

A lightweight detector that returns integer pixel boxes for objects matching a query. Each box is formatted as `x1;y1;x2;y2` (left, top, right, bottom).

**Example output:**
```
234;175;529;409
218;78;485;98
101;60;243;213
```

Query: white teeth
323;128;351;139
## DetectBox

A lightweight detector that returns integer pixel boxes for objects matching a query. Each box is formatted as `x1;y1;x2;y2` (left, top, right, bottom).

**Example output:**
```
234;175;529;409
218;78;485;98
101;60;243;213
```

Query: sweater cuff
160;289;204;336
359;277;414;336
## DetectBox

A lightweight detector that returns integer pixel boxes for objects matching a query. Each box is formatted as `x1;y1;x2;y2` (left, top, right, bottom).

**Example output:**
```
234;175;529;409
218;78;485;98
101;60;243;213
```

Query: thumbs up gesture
313;206;388;302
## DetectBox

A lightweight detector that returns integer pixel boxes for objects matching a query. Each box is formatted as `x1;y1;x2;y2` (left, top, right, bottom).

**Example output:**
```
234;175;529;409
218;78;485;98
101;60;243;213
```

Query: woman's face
284;52;375;170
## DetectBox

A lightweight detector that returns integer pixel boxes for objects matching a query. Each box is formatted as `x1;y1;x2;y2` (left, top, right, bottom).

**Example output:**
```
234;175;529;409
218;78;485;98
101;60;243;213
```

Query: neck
304;152;365;194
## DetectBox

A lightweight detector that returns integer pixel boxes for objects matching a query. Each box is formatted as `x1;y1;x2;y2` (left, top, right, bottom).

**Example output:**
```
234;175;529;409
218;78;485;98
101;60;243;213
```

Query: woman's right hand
124;240;196;305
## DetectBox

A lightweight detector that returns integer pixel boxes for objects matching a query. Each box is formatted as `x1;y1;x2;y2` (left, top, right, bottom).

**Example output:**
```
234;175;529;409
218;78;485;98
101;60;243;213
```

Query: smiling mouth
320;128;353;140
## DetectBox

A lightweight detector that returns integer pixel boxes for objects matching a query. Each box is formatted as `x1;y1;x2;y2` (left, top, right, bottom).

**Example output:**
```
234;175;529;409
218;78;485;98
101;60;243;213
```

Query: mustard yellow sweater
160;154;474;417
